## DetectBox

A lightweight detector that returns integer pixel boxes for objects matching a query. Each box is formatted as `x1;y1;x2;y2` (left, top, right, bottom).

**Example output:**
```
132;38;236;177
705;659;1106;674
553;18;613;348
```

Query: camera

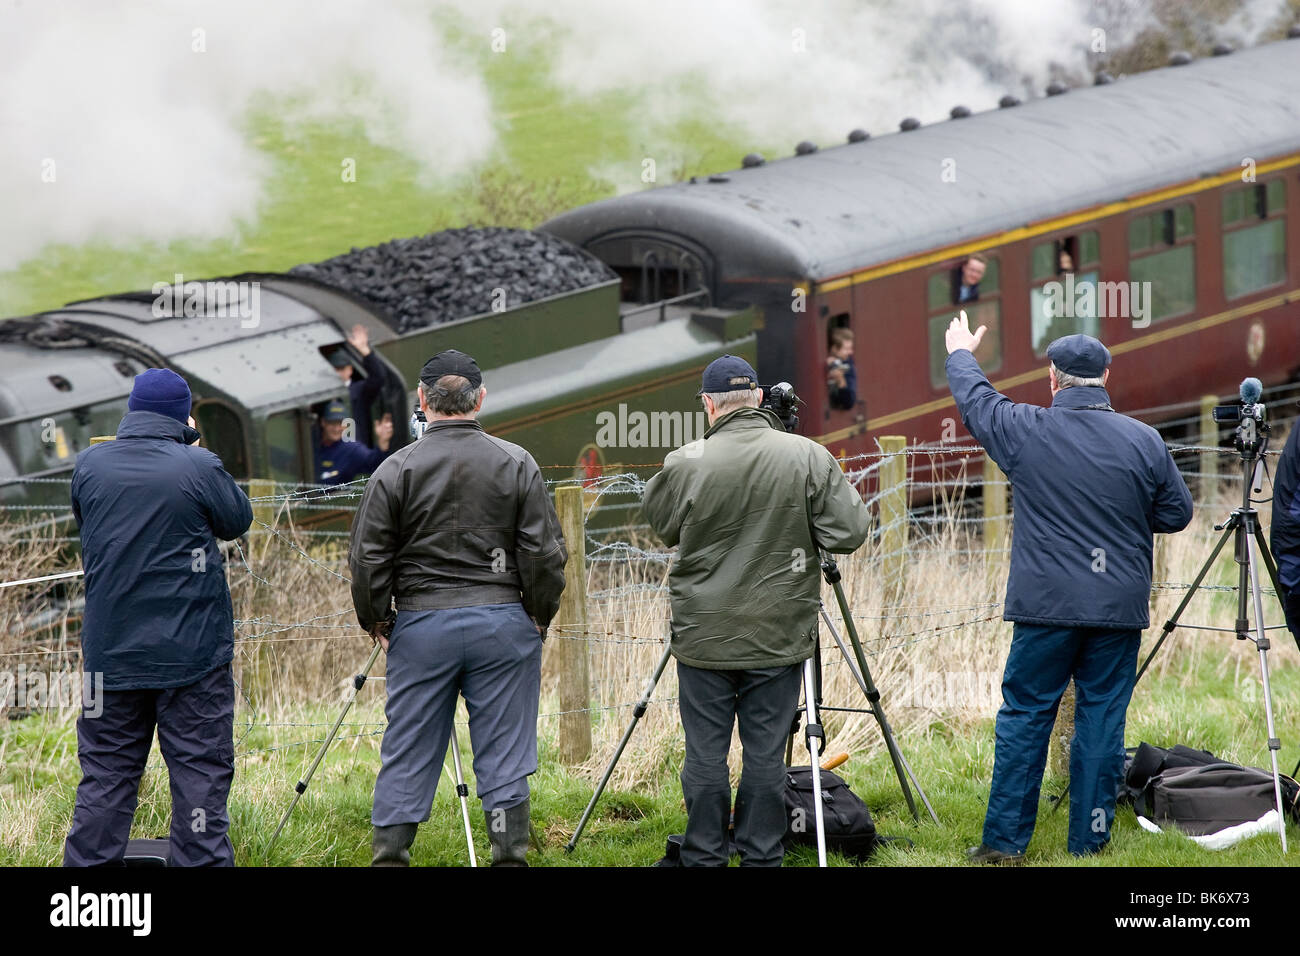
410;408;429;440
761;382;801;433
1212;403;1265;424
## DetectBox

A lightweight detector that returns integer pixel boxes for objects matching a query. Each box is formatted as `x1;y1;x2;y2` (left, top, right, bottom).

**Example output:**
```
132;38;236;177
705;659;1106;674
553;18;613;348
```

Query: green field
3;646;1297;868
0;15;769;321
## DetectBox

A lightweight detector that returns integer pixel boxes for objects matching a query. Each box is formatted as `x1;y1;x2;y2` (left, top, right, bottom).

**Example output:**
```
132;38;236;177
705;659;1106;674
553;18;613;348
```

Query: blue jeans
982;624;1140;856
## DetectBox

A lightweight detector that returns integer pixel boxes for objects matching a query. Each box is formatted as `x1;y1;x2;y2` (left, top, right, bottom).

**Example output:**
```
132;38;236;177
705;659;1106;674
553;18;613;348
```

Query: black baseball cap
1046;334;1111;378
327;349;353;369
698;354;759;396
321;400;348;421
420;349;482;389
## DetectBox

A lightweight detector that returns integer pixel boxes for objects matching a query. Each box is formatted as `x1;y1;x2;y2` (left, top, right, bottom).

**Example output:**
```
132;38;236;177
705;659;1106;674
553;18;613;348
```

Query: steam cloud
0;0;1289;273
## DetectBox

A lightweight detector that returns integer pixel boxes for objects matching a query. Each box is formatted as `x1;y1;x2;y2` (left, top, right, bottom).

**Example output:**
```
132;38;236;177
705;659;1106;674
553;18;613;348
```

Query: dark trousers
372;603;542;826
1280;586;1300;651
64;663;235;867
982;624;1140;857
676;661;803;867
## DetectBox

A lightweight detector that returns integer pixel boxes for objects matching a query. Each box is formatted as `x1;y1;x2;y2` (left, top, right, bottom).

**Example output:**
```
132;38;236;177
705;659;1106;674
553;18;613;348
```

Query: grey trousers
372;603;541;827
676;661;803;867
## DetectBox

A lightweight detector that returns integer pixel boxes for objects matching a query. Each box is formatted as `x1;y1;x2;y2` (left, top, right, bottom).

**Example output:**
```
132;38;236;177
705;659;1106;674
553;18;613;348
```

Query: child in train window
827;327;857;410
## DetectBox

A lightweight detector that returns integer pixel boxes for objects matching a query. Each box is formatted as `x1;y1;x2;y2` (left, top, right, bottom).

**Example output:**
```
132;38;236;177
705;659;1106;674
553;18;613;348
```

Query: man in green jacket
642;355;871;866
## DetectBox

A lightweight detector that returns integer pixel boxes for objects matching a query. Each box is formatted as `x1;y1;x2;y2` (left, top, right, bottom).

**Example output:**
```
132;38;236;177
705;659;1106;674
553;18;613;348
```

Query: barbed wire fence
1;387;1298;787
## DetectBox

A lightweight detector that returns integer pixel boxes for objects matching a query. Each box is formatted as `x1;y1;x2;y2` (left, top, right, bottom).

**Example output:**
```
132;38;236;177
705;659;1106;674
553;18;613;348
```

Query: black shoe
966;843;1025;865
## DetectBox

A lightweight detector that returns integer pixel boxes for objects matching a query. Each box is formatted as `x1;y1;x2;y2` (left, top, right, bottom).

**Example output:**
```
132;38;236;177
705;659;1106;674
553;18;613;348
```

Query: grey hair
419;374;481;415
702;387;761;416
1050;362;1105;389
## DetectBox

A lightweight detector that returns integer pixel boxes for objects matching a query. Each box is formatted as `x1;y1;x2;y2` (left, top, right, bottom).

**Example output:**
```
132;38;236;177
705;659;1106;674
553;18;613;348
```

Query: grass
4;482;1300;867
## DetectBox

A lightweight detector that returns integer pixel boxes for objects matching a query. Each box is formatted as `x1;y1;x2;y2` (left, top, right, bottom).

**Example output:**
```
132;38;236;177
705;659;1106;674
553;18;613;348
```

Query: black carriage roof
541;38;1300;285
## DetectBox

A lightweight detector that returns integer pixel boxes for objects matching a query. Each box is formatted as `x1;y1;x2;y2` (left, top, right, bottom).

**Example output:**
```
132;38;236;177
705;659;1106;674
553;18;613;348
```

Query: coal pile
291;227;616;333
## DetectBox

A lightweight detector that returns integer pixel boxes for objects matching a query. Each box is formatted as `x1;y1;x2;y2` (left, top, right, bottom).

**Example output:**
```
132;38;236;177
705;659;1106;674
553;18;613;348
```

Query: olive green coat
642;406;871;670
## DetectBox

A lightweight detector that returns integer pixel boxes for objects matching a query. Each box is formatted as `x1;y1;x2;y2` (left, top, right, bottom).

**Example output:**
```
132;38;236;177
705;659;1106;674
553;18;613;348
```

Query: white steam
0;0;1291;273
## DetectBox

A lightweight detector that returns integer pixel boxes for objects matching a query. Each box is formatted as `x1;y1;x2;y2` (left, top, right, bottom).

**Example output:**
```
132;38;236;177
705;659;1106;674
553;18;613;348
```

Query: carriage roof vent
1094;71;1115;85
741;152;766;168
1169;51;1192;66
899;117;920;131
1211;42;1233;56
1045;81;1068;96
1288;22;1300;38
949;105;971;119
998;94;1021;108
794;140;818;155
847;129;869;143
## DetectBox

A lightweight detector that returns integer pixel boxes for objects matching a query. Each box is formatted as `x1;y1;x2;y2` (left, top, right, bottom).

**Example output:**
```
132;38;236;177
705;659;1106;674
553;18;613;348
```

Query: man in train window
952;254;986;304
826;327;857;411
328;323;391;448
314;399;394;485
944;316;1192;863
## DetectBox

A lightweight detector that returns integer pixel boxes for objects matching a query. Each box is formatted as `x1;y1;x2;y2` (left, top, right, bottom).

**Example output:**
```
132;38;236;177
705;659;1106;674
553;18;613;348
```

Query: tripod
1074;408;1291;850
564;548;938;857
267;642;478;865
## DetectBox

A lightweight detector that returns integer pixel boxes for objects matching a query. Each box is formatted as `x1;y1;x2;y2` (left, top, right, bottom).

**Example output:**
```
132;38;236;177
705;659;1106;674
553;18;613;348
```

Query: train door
192;398;251;480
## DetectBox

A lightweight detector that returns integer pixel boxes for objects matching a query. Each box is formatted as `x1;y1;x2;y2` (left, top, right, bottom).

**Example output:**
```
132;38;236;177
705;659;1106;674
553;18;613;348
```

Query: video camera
761;382;801;433
1213;377;1268;460
410;408;429;441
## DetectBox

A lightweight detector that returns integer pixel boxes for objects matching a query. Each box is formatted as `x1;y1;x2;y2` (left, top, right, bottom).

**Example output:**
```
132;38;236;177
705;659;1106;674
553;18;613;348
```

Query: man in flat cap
642;355;870;866
945;315;1192;863
349;349;567;866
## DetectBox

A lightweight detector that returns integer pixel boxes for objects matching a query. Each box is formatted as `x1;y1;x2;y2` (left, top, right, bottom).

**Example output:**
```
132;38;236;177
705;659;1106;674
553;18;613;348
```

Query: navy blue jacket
348;351;387;447
314;437;390;485
1270;420;1300;591
946;349;1193;629
71;411;254;690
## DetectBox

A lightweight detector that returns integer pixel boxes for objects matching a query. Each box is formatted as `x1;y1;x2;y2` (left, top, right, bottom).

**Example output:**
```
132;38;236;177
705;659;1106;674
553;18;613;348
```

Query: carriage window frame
1128;202;1196;324
1029;231;1100;355
1222;179;1287;300
927;254;1002;389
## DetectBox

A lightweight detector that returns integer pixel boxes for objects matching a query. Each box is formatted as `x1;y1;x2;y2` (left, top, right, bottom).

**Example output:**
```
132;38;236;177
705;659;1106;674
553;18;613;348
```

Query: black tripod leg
826;587;936;825
565;640;673;853
269;642;383;854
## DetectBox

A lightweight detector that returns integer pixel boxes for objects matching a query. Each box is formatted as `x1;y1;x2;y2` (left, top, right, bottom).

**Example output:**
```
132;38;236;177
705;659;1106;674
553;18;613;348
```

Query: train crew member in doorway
642;355;871;866
349;349;567;867
314;400;394;485
826;327;857;411
1268;420;1300;649
329;323;390;447
64;368;253;866
944;315;1192;863
952;253;987;304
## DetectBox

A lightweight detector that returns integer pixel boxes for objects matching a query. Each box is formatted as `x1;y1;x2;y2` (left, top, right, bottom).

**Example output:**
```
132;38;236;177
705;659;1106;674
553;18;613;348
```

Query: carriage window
193;401;249;480
265;411;303;483
1129;204;1195;323
1223;180;1286;300
928;300;1002;388
927;255;1001;388
1029;232;1100;354
1130;246;1195;322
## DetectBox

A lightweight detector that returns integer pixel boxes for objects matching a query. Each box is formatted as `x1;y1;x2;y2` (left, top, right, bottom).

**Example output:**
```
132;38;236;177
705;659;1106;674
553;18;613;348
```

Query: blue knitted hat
128;368;191;424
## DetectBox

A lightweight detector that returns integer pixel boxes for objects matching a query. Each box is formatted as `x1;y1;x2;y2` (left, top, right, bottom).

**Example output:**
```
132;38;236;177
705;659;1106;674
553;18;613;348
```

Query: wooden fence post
552;485;592;764
1200;395;1218;494
879;436;908;608
982;455;1008;558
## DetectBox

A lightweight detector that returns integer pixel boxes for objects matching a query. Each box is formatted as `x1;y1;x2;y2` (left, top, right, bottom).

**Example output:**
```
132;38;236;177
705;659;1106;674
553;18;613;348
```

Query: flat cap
1047;334;1111;378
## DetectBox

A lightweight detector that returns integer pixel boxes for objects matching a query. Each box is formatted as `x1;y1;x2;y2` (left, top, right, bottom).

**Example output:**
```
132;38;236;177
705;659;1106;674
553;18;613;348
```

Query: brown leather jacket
348;418;567;631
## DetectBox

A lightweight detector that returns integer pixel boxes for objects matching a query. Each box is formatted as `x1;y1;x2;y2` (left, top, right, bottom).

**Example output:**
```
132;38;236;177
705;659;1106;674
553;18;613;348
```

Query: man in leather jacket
349;349;567;867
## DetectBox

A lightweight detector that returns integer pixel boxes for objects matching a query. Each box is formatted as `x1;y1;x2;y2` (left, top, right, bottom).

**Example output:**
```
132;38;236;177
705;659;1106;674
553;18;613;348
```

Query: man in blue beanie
64;367;253;866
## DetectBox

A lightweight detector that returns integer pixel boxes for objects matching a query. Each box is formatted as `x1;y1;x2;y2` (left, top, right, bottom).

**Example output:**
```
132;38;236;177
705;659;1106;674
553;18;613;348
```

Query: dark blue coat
348;351;387;447
71;411;253;690
946;349;1193;629
1270;421;1300;592
314;437;390;485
